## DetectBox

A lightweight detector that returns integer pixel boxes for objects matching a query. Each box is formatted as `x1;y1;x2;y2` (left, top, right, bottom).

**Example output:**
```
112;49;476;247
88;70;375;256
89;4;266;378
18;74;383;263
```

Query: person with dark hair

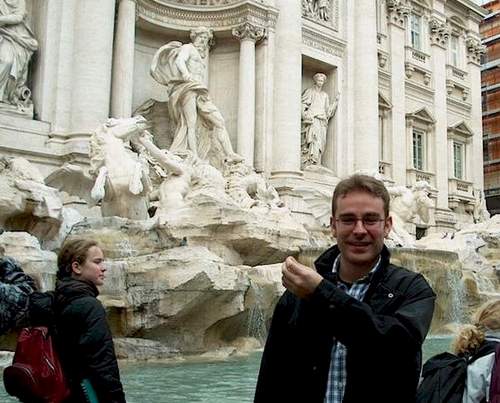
0;256;36;334
54;238;126;403
254;174;436;403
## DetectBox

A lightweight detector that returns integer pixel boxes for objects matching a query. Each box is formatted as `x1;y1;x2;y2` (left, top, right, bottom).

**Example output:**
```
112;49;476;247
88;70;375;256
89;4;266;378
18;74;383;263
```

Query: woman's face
72;246;106;286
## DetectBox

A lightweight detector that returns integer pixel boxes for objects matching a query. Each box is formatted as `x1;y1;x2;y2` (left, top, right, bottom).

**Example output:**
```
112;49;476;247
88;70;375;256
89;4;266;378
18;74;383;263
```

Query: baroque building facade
0;0;488;233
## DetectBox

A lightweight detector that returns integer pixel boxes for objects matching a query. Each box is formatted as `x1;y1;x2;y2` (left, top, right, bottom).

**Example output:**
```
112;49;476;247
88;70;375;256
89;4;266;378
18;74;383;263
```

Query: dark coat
55;278;126;403
254;245;436;403
0;256;36;334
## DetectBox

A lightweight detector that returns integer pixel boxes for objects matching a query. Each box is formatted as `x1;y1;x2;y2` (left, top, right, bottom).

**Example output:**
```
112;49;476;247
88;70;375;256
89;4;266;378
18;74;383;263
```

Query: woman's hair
57;239;99;280
452;299;500;355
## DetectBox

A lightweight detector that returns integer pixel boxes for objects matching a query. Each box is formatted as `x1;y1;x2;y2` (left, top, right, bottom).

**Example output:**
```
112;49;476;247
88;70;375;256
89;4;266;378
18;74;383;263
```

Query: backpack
417;341;498;403
2;292;71;403
416;352;467;403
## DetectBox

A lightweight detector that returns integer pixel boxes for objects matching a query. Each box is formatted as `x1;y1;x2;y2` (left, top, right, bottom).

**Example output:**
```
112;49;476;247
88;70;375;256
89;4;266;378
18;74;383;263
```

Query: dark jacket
0;256;36;334
254;245;436;403
55;278;126;403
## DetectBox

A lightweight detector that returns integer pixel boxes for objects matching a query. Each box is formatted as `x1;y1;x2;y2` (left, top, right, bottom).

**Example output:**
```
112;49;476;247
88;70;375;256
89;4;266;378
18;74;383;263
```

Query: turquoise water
0;337;452;402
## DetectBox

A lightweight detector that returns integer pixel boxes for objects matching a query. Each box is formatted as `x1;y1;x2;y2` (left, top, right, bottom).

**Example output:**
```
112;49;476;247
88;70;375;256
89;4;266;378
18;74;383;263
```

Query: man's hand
282;256;323;299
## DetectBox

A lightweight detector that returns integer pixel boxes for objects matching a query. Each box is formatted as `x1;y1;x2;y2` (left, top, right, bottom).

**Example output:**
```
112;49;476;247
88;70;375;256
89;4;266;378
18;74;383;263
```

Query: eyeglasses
335;215;386;228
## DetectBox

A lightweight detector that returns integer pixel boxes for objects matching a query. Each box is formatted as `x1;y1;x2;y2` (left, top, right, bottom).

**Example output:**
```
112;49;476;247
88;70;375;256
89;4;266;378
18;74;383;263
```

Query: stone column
387;3;409;185
271;0;302;180
255;28;275;175
111;0;136;118
50;0;77;133
70;0;116;132
233;22;265;166
466;36;486;189
429;17;450;211
352;0;379;172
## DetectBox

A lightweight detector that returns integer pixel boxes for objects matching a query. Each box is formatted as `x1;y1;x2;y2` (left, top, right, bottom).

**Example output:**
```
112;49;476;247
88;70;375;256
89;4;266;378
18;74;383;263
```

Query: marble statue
135;131;194;224
388;181;433;247
302;0;330;22
317;0;330;21
150;27;243;163
472;189;490;224
0;0;38;111
225;162;284;210
301;73;338;167
46;116;152;220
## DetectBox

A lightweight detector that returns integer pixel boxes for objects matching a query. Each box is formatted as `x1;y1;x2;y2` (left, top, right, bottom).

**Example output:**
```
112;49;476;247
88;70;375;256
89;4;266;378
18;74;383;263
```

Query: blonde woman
453;299;500;403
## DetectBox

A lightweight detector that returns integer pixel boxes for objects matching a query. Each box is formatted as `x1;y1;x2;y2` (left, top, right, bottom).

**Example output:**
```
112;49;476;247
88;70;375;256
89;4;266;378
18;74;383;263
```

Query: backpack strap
489;344;500;403
469;340;498;365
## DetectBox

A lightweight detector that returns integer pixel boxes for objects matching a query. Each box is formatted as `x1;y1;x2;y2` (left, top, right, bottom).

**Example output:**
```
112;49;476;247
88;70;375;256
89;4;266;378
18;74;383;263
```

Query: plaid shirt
324;255;381;403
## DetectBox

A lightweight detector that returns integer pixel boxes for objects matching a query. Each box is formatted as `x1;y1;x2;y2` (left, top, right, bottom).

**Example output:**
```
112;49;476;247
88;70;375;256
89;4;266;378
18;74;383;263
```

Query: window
413;129;424;170
450;36;459;67
453;142;464;179
410;13;422;50
379;113;384;161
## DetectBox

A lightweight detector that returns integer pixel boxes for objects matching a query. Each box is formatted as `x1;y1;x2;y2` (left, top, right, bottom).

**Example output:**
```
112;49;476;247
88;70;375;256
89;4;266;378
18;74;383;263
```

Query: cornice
447;97;472;115
405;79;435;100
136;0;278;32
302;24;346;58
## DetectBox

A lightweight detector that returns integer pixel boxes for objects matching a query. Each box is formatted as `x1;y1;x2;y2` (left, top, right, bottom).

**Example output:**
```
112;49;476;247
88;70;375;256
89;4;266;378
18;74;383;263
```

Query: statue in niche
0;0;38;112
46;116;153;220
150;26;243;164
301;73;339;168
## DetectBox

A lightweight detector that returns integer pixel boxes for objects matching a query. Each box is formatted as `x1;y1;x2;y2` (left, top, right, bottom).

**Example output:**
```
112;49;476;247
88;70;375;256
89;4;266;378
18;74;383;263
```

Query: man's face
330;190;392;270
194;32;209;47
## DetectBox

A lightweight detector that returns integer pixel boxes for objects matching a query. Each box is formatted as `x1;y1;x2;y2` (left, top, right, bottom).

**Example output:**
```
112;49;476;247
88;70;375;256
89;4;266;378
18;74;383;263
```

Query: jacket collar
55;277;99;306
314;244;391;284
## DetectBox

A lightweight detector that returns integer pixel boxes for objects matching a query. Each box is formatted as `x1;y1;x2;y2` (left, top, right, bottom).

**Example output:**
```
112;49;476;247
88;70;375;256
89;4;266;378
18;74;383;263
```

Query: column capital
429;17;449;49
232;22;266;43
386;0;410;29
465;36;485;66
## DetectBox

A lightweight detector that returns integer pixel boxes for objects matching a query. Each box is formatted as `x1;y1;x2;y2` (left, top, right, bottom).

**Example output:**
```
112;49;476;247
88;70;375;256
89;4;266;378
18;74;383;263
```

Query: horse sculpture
47;116;152;220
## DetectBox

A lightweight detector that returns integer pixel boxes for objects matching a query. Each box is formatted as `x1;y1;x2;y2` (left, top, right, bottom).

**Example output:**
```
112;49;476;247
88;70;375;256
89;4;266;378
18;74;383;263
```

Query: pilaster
430;17;449;211
111;0;137;119
352;0;379;172
232;22;266;166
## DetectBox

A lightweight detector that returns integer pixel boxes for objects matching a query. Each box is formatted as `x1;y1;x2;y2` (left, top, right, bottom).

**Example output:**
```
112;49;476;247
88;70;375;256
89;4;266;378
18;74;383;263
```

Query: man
255;174;435;403
150;27;242;163
301;73;338;167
